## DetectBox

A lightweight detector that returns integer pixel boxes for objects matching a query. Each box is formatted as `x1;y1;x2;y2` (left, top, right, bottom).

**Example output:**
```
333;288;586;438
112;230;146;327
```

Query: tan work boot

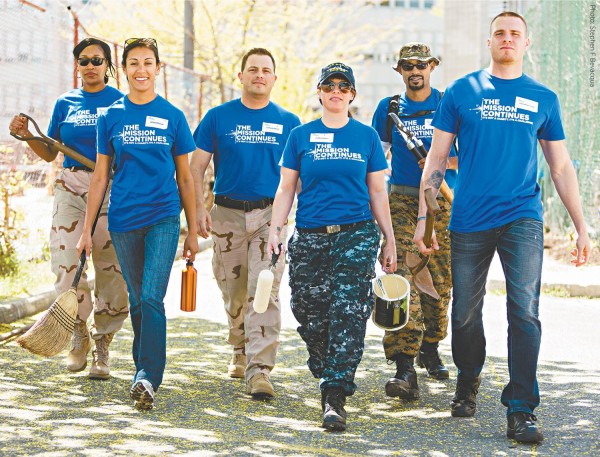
89;333;114;380
66;318;92;372
228;351;246;378
246;372;274;399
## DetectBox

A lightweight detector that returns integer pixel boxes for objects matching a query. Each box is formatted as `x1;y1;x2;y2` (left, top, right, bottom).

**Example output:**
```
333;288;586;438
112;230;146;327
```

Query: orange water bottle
180;257;197;312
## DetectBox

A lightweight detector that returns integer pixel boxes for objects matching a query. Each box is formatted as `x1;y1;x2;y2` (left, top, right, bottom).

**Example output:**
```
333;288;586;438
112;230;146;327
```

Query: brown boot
66;318;91;372
89;333;114;380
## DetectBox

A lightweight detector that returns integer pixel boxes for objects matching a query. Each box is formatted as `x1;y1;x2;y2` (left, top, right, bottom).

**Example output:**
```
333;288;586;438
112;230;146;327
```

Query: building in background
0;0;71;147
352;0;444;123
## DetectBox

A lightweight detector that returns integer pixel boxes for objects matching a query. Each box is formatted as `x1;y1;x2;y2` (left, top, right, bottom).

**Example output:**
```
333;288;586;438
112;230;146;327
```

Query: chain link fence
526;0;599;240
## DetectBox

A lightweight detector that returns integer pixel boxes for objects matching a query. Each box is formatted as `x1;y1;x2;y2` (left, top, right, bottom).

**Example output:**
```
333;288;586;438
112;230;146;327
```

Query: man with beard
371;43;457;401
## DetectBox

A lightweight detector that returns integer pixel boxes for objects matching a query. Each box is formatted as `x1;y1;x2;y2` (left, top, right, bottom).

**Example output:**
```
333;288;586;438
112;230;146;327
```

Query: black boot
385;355;419;400
322;387;347;431
417;342;449;380
451;375;481;417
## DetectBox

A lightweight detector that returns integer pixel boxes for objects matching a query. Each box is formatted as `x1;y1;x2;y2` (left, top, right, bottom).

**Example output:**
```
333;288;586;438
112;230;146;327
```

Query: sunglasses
319;81;354;94
124;38;158;49
77;57;105;67
400;62;430;71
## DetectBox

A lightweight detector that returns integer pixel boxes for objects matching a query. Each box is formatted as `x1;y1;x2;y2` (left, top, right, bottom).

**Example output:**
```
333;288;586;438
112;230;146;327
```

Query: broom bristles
16;289;78;357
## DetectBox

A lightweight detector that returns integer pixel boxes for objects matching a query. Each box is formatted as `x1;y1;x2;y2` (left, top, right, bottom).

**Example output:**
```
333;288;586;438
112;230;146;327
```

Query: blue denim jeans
450;217;543;415
110;215;180;391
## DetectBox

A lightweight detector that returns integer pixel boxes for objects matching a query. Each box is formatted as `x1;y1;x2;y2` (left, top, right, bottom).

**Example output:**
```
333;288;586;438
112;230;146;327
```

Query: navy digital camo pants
287;220;379;396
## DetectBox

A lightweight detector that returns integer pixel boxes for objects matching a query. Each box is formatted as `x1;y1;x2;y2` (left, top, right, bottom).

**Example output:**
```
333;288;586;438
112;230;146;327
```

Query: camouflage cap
392;42;440;71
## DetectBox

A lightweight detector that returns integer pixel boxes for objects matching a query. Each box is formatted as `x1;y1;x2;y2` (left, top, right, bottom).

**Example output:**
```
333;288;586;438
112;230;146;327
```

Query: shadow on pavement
1;318;598;456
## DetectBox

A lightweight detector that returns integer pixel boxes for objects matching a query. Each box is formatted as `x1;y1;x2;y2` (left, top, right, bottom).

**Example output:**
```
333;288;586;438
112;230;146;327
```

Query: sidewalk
2;240;598;325
1;246;599;456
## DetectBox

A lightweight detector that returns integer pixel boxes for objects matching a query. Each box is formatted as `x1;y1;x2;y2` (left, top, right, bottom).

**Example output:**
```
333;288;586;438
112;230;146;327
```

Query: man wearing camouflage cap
371;42;457;401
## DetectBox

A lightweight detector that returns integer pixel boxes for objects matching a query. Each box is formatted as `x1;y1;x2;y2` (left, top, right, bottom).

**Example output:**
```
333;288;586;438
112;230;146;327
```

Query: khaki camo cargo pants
210;203;286;382
50;169;129;338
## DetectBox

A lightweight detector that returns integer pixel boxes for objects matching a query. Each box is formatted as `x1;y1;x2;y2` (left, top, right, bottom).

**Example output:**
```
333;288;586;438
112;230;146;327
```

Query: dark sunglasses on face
124;38;158;49
319;81;354;94
77;57;105;67
400;62;430;71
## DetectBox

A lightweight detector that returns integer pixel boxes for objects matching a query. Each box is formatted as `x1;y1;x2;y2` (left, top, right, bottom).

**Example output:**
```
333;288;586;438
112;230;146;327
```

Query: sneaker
322;387;347;431
451;376;481;417
246;373;274;399
228;352;246;378
130;379;155;410
89;333;114;380
507;412;544;443
66;319;92;372
417;344;450;380
385;356;419;399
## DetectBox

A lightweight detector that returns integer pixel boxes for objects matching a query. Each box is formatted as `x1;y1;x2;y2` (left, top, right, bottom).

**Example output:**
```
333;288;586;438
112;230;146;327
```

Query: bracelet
417;216;427;222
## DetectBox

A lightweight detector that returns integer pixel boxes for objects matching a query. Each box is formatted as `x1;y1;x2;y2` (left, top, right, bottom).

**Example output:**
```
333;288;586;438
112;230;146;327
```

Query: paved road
0;248;599;456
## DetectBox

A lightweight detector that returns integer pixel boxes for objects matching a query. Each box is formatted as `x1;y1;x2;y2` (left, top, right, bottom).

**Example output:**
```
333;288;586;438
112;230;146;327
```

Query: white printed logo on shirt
515;96;539;113
470;98;533;125
228;124;278;144
145;116;169;129
307;143;365;162
120;124;169;145
97;107;108;116
309;133;334;143
262;122;283;134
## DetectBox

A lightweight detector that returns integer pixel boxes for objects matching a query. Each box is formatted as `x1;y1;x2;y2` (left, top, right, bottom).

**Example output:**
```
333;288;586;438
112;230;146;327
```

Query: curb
486;278;600;298
0;238;214;325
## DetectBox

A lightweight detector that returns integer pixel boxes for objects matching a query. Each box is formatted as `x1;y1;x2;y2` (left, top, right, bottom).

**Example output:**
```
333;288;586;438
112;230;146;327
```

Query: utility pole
184;0;194;70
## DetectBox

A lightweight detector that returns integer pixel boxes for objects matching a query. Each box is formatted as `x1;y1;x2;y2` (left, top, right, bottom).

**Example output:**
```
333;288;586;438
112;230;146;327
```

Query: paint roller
253;244;282;314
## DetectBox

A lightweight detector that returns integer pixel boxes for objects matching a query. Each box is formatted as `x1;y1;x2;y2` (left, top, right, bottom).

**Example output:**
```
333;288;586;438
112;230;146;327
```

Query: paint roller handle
269;243;283;269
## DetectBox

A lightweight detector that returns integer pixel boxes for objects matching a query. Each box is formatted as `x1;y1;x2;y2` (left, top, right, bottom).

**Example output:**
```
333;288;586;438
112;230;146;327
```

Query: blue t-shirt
371;88;457;188
193;99;301;200
432;70;565;232
97;95;197;232
282;118;389;228
47;86;123;168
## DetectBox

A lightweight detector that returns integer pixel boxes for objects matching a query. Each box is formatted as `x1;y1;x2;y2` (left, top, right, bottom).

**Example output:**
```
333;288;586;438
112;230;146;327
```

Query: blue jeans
110;215;180;391
450;218;543;415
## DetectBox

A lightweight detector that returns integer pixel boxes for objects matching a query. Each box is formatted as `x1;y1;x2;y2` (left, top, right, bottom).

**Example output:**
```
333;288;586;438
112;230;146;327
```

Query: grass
0;259;54;302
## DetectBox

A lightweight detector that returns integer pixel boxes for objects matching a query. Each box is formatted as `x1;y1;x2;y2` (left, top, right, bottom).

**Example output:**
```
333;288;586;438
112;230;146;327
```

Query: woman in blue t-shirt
267;63;397;431
77;38;199;411
9;38;128;380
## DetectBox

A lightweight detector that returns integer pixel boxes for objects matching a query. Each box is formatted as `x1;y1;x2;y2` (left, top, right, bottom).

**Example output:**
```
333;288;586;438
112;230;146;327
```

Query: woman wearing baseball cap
267;62;397;431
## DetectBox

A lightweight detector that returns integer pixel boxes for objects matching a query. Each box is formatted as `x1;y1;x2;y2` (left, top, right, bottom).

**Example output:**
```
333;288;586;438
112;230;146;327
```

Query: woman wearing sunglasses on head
267;62;397;431
9;38;128;380
77;38;199;410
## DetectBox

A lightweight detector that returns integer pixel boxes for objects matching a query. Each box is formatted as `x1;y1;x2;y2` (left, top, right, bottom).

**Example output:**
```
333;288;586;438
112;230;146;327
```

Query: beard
407;77;425;91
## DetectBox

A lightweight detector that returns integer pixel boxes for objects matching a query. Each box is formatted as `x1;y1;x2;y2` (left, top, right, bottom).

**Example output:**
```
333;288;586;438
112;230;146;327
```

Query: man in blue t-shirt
190;48;301;399
372;42;457;402
414;12;591;444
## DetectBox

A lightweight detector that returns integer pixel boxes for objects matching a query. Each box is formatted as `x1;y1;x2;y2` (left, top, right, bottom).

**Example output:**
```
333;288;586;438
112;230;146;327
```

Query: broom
17;157;115;357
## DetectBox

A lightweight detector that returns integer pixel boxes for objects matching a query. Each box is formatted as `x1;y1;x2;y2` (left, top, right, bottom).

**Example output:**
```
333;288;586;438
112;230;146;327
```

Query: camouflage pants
210;204;286;381
287;221;379;396
382;192;451;360
50;169;129;338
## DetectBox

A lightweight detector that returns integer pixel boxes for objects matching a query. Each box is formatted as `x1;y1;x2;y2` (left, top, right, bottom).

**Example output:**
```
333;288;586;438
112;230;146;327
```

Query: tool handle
70;155;115;289
270;243;283;268
423;188;440;248
12;113;96;170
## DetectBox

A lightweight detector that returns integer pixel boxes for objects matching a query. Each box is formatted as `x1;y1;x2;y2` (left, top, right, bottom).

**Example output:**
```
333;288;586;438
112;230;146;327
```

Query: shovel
11;113;96;170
